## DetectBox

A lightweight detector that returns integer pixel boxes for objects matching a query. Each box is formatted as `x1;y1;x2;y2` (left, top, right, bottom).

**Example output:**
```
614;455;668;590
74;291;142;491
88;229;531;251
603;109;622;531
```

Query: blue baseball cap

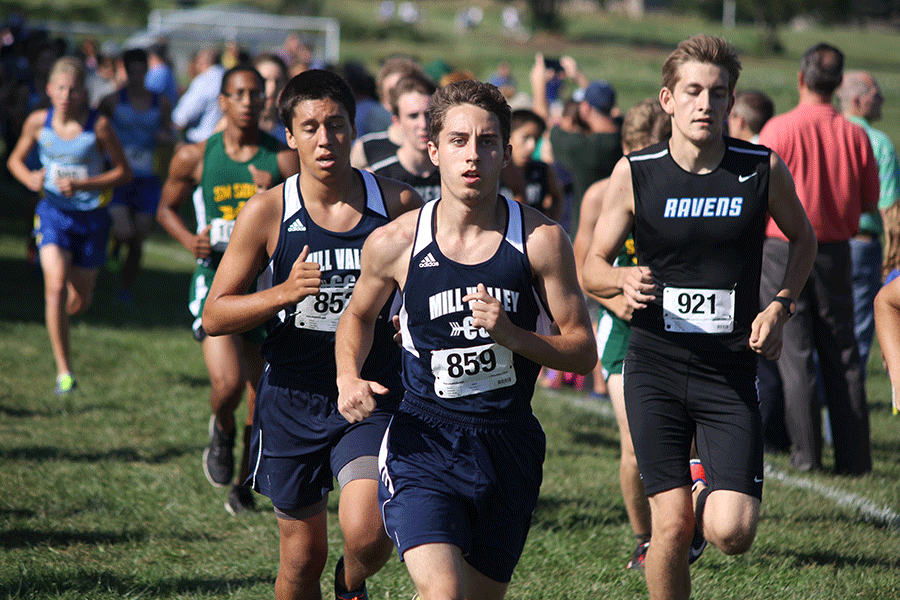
582;80;616;114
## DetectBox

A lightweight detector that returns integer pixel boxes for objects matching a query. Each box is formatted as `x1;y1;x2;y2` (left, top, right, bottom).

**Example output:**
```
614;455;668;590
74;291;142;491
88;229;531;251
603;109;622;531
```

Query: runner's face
286;97;355;179
46;71;85;116
661;60;733;147
396;91;430;152
220;71;265;129
427;103;510;205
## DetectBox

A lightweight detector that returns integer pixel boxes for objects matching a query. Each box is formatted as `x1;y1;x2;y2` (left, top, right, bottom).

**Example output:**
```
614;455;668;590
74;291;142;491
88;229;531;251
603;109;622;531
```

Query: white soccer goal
127;3;340;73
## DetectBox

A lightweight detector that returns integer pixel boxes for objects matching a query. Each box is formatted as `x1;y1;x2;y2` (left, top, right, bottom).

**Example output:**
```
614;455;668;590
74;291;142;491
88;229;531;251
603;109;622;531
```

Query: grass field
1;201;899;600
3;4;900;598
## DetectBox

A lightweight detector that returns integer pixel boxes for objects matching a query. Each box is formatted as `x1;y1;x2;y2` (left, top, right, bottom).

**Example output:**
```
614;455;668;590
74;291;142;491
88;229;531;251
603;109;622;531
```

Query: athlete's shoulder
23;109;49;134
521;202;567;248
169;140;206;180
364;206;420;264
240;180;286;225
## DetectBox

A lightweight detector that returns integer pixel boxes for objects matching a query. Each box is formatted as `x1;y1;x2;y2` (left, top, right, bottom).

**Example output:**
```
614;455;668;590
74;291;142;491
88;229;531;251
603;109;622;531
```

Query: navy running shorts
110;175;162;215
248;366;401;512
623;329;764;499
34;199;111;269
378;395;545;583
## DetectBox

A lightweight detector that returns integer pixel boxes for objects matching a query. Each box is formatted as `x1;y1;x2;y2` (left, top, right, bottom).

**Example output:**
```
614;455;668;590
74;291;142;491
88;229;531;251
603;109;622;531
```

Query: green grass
3;5;900;598
2;185;900;599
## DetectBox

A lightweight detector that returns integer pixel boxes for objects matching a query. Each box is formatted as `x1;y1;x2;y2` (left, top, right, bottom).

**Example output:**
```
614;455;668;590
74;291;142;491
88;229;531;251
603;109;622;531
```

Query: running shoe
688;526;708;564
334;555;369;600
688;459;708;564
627;539;650;569
203;416;235;487
225;484;256;515
54;374;77;396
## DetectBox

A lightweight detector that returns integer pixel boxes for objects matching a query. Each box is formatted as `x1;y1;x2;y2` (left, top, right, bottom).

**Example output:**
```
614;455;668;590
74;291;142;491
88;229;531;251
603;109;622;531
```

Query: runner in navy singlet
202;70;422;600
335;80;596;600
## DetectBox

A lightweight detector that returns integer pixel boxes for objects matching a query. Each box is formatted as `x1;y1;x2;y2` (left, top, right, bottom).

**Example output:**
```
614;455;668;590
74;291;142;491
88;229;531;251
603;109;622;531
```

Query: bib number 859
446;348;496;378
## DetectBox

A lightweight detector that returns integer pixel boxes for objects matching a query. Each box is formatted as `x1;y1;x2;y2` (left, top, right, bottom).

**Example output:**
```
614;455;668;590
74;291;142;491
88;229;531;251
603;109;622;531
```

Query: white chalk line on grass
550;388;900;531
763;464;900;530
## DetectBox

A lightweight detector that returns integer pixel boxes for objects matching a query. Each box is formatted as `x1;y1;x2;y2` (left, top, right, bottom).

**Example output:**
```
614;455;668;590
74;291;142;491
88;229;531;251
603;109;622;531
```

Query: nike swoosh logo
754;476;764;483
739;172;757;182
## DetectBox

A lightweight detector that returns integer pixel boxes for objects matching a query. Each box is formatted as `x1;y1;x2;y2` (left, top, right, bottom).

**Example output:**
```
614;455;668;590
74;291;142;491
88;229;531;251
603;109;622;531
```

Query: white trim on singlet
629;148;669;162
369;154;400;173
283;173;301;223
360;169;388;217
412;199;438;257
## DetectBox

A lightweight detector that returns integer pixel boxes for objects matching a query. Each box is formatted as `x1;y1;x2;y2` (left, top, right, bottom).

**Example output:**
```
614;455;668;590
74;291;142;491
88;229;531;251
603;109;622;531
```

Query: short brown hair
426;80;511;147
376;56;424;102
389;71;437;116
732;90;774;135
661;34;741;95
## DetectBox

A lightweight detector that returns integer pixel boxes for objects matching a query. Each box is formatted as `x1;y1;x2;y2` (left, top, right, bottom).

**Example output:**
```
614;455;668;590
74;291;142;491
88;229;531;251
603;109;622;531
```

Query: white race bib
292;278;355;332
209;218;235;252
49;162;88;184
431;342;516;398
663;287;735;334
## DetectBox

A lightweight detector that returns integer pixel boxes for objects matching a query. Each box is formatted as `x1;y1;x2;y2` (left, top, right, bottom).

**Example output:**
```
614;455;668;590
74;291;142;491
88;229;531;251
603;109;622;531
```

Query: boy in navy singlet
157;64;299;514
335;80;596;600
582;35;817;600
202;70;422;600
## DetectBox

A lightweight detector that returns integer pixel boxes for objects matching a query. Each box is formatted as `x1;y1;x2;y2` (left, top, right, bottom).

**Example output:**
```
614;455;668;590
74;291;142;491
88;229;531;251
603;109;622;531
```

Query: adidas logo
418;252;439;268
288;219;306;233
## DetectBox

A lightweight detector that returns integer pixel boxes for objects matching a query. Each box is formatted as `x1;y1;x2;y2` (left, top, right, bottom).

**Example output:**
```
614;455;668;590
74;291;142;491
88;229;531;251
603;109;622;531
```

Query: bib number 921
662;287;735;334
676;292;717;315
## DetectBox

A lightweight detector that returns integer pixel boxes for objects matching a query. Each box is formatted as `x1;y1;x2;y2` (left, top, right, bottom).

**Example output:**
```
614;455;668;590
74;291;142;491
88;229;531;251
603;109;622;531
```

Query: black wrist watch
771;296;795;317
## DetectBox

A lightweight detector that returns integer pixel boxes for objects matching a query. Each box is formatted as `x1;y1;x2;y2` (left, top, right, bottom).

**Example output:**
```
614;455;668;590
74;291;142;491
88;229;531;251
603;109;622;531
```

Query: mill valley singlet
628;137;771;353
194;130;282;268
258;170;402;397
399;197;552;416
39;108;105;211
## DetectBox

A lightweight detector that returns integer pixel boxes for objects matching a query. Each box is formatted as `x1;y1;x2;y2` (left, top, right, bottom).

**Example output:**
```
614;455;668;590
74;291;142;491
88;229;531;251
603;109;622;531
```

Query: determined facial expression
660;60;733;147
286;97;355;180
427;103;510;205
